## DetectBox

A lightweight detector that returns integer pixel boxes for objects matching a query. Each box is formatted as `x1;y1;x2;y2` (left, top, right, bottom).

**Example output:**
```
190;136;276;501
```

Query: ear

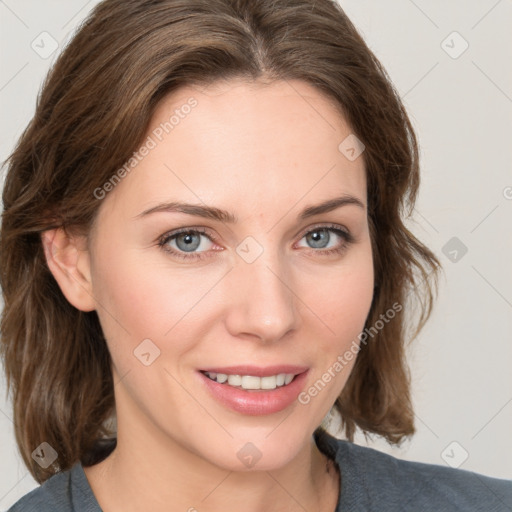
41;227;96;312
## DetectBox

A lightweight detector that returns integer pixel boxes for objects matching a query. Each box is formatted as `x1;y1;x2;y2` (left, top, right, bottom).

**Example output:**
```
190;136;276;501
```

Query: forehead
97;78;366;222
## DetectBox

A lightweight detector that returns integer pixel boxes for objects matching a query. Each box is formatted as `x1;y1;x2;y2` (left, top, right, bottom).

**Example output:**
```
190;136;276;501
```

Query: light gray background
1;0;511;508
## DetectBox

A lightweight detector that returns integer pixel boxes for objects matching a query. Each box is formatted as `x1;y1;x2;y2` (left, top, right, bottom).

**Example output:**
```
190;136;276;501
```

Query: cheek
311;249;374;350
92;258;164;341
90;241;224;361
296;252;374;414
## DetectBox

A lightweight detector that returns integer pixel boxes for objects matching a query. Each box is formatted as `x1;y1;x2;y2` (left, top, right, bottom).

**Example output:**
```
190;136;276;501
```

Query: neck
84;420;339;512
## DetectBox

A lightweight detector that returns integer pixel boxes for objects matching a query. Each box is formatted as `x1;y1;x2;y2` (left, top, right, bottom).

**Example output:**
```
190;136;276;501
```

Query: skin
42;78;374;511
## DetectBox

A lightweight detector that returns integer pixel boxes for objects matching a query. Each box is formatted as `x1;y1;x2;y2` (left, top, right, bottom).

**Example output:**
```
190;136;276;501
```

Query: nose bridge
224;237;298;342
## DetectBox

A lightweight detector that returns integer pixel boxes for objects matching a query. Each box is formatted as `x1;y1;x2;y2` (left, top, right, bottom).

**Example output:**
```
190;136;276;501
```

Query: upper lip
199;365;309;377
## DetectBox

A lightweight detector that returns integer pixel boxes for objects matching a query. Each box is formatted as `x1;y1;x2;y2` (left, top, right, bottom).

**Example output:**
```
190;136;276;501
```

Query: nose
223;246;299;344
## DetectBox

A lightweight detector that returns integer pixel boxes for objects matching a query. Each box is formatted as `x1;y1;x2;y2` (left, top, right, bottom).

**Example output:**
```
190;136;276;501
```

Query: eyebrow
134;194;365;223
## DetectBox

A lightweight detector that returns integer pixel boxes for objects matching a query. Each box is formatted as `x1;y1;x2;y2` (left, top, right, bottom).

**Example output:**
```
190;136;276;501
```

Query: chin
197;428;310;473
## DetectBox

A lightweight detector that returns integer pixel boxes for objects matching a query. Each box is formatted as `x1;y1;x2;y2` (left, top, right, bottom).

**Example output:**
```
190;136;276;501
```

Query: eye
296;224;354;256
157;228;217;261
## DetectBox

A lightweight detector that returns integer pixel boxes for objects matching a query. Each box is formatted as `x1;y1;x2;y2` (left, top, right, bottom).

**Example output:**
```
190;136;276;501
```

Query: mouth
197;366;310;415
200;370;300;391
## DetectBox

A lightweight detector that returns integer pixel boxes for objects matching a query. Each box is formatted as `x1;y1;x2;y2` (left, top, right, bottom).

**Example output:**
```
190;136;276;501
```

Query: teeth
241;375;260;389
260;376;278;390
227;374;242;386
204;372;297;390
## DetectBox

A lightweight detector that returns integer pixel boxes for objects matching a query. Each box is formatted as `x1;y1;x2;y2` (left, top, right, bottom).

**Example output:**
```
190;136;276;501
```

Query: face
84;78;374;471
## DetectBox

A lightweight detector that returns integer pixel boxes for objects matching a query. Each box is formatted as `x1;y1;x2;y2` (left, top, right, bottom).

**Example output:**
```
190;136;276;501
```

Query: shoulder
316;431;512;511
7;469;73;512
7;462;101;512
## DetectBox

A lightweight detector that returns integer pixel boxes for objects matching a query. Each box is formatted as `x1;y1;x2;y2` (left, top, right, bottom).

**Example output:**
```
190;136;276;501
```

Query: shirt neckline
313;429;345;511
71;462;103;511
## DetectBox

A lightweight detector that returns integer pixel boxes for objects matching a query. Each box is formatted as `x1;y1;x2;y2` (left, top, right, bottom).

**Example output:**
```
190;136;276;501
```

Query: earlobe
41;228;96;312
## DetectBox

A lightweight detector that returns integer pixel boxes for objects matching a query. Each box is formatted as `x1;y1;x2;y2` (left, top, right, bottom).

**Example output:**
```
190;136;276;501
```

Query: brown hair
0;0;441;483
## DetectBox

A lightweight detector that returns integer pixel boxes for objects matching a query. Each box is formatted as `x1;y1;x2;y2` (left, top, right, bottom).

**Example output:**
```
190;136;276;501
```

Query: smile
198;367;310;415
201;371;296;390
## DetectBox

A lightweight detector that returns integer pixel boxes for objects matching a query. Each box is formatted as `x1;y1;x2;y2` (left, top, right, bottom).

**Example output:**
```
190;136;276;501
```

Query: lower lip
198;370;309;415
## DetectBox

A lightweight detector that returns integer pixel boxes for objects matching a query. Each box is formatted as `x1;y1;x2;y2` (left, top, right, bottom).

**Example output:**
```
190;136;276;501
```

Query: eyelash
157;223;355;261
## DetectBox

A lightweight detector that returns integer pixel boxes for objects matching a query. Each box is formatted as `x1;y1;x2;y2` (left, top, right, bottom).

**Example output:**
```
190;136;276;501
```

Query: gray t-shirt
8;431;512;511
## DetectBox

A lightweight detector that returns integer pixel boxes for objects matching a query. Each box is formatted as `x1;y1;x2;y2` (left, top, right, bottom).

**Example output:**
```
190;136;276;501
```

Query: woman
1;0;510;510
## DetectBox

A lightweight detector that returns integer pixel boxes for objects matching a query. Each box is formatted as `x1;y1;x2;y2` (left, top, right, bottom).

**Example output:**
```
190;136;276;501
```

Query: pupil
308;229;328;248
177;232;200;252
